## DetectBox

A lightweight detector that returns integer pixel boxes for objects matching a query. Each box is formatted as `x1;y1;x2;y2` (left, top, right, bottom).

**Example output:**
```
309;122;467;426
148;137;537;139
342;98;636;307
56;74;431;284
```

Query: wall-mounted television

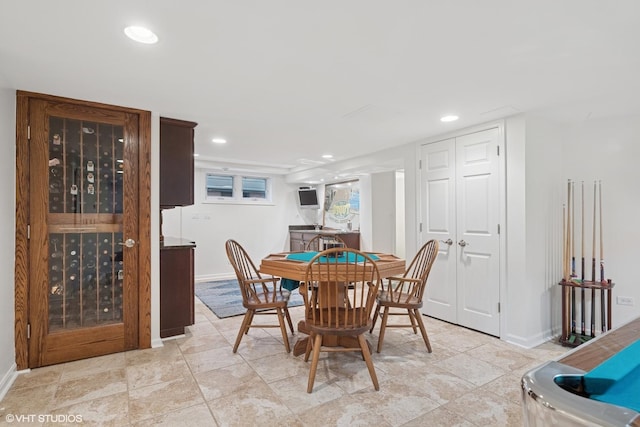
297;187;320;209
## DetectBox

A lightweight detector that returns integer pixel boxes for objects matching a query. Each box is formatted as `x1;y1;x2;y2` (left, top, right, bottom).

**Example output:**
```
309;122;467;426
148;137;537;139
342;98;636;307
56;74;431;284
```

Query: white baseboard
151;338;165;348
195;273;235;283
503;326;558;349
161;334;186;342
0;363;18;401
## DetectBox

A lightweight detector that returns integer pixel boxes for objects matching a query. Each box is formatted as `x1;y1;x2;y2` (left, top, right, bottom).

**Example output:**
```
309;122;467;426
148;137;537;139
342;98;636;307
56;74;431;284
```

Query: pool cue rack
560;179;611;347
559;279;614;347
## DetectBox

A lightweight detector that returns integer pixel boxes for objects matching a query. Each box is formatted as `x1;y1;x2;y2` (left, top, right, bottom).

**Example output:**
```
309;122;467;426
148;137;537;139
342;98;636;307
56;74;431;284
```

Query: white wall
503;114;566;347
561;115;640;328
395;170;406;259
503;115;528;345
0;87;17;398
524;115;565;341
150;114;161;347
162;167;301;281
358;175;373;251
371;171;396;253
403;144;419;259
161;167;402;281
493;113;640;348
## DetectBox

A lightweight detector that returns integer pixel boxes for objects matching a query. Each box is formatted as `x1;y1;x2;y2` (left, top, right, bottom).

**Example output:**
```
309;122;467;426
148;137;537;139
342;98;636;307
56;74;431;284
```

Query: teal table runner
280;252;380;291
281;278;300;292
285;251;379;263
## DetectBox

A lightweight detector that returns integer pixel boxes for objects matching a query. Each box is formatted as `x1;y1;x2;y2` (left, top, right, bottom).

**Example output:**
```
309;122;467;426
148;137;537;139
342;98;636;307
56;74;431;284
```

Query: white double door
420;128;501;336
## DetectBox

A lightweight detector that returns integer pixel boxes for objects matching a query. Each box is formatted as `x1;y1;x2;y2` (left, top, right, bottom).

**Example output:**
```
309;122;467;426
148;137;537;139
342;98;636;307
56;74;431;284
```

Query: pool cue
581;181;585;336
562;203;567;282
599;180;606;332
566;180;573;340
570;181;576;334
591;180;596;338
571;180;576;277
562;203;569;340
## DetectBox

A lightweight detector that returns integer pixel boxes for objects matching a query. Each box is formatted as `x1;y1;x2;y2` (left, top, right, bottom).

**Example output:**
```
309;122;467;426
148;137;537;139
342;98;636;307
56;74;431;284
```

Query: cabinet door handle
458;240;468;247
439;239;453;246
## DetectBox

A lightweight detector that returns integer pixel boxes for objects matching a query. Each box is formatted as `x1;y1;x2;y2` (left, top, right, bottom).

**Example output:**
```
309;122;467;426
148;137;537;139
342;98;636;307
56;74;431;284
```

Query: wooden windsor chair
370;239;439;353
304;234;346;252
300;247;382;393
225;239;295;353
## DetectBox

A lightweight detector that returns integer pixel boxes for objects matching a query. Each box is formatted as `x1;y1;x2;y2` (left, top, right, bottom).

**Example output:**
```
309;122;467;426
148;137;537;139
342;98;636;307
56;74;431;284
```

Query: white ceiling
2;1;639;181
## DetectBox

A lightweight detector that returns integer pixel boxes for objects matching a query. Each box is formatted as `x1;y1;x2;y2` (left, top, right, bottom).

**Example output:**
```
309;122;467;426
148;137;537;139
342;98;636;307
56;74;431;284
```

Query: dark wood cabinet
160;239;196;338
160;117;197;208
289;230;360;251
159;118;197;338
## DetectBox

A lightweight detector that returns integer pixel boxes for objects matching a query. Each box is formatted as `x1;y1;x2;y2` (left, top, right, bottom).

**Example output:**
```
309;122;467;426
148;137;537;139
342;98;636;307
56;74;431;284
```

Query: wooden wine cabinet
47;117;126;330
49;232;124;329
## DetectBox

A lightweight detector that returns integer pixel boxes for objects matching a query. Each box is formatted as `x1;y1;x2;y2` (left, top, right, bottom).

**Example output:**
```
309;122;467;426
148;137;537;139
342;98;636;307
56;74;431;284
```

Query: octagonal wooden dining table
260;251;406;356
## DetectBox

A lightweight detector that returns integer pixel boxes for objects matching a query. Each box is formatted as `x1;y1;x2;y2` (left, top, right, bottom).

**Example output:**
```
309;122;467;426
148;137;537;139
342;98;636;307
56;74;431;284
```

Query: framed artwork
323;180;359;230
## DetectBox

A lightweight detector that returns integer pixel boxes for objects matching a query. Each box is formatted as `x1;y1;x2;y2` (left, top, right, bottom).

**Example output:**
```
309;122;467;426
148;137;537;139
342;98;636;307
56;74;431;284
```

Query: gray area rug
195;279;304;319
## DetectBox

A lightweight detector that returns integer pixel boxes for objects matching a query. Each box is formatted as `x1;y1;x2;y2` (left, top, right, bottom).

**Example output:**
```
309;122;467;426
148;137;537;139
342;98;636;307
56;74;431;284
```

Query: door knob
440;239;453;246
118;238;136;248
458;240;468;247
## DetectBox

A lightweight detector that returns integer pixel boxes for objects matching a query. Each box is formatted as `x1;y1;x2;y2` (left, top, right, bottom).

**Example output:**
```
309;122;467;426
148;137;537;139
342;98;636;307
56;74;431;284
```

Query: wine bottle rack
48;116;124;215
47;116;125;330
49;232;124;330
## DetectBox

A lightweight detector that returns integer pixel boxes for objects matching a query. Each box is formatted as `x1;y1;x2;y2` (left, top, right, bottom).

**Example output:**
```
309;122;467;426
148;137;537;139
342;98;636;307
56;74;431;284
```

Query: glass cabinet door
47;117;125;331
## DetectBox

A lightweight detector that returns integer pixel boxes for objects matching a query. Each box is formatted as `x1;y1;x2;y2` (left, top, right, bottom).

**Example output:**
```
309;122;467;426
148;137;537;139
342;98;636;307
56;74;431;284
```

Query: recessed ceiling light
212;138;227;144
440;115;459;122
193;153;200;157
124;26;158;44
322;154;333;159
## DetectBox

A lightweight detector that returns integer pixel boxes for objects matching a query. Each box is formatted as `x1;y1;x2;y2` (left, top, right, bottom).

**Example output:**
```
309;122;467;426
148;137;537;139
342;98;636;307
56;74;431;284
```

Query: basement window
206;174;234;198
205;173;272;205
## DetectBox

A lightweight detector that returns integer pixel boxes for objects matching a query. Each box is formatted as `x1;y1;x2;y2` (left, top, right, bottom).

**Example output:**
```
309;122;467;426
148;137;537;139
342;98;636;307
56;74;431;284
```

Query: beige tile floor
0;299;568;426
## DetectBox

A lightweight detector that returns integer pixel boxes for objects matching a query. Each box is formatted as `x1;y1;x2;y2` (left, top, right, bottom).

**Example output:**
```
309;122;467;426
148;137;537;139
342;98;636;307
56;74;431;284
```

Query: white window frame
205;174;235;200
204;172;273;205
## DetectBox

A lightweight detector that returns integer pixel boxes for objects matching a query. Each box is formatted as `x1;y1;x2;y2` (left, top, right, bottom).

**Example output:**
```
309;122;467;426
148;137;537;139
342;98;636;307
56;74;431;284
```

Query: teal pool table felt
583;339;640;411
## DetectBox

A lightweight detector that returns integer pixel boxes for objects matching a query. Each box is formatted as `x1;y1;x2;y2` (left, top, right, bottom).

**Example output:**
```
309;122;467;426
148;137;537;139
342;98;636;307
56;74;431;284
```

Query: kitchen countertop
288;225;358;234
160;237;197;249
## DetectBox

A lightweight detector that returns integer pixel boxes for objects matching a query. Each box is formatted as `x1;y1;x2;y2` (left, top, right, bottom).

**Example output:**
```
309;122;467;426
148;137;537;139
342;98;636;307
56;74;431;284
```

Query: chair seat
377;290;422;309
245;290;290;308
305;307;371;336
